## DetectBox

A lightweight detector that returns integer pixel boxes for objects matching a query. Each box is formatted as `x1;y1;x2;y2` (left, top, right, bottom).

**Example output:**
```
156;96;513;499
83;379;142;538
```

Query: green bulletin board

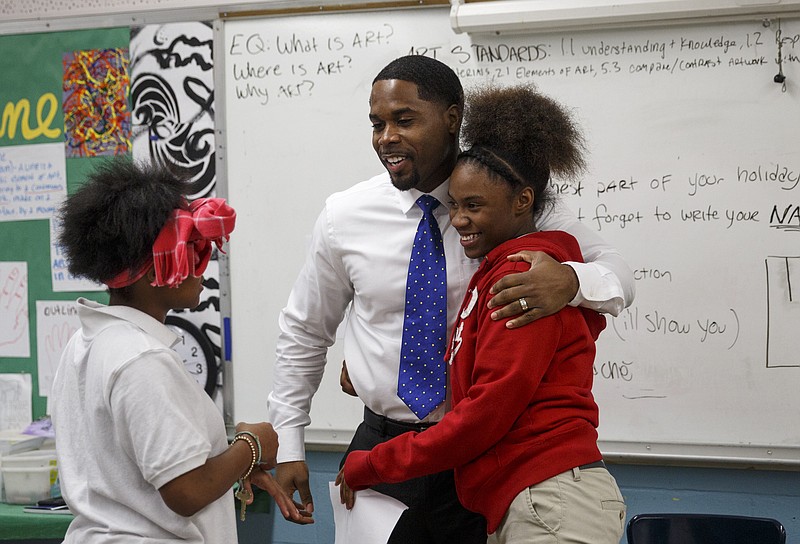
0;28;129;421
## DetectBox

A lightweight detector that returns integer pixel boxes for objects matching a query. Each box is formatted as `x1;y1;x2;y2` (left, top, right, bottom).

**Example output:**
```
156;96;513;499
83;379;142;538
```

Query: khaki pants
487;466;626;544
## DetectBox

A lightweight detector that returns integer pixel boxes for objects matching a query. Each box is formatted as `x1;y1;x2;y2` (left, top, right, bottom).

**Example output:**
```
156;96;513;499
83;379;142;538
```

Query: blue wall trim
251;452;800;544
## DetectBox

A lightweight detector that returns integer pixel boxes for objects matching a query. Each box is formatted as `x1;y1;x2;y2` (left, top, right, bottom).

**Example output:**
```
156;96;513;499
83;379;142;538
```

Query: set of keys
234;479;252;521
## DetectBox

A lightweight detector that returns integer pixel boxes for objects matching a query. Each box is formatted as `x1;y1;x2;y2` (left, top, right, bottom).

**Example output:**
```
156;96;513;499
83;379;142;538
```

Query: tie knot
416;195;440;215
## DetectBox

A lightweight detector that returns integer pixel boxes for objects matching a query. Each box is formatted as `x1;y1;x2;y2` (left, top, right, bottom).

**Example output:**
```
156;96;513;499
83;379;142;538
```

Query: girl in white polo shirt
51;158;311;543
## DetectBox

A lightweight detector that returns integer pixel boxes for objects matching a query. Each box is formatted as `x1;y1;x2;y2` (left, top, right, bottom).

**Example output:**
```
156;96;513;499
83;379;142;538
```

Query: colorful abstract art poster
62;48;131;157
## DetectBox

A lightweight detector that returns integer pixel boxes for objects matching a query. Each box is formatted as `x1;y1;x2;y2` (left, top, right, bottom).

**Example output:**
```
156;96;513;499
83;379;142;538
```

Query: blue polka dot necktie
398;194;447;419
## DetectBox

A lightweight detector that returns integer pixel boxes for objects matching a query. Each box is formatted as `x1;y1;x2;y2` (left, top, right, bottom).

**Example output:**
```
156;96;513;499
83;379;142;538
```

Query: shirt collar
76;297;180;348
398;179;451;216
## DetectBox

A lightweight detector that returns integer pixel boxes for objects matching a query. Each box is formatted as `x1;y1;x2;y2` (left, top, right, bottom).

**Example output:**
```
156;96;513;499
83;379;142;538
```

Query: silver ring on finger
519;297;529;312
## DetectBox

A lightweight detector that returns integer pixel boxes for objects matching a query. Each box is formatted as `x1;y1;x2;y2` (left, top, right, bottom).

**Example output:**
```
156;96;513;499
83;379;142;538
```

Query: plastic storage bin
0;433;47;502
2;465;58;504
2;449;57;468
1;449;58;505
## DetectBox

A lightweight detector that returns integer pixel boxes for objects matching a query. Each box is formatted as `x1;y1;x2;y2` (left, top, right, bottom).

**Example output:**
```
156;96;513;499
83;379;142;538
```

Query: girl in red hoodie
338;84;627;543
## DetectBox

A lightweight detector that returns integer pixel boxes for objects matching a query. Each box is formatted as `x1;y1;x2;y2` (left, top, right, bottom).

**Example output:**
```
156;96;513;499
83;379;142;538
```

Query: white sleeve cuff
564;261;625;317
276;426;306;464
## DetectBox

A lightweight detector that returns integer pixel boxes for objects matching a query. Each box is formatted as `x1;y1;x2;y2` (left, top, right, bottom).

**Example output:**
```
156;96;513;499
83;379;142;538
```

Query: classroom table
0;502;71;542
0;489;274;543
0;491;272;542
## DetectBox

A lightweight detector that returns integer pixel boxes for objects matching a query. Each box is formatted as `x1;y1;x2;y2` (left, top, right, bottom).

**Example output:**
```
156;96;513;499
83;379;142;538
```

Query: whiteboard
219;7;800;465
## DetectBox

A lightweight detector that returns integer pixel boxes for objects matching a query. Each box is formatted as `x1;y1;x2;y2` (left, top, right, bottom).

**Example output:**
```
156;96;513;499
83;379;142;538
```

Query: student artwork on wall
62;47;131;157
129;22;216;199
0;374;32;432
0;261;30;358
35;300;80;397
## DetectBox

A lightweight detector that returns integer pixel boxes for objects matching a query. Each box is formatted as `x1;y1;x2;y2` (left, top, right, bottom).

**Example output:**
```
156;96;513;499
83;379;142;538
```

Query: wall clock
165;314;218;397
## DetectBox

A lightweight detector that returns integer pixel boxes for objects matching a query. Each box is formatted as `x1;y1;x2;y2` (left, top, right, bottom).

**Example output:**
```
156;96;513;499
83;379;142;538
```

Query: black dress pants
341;408;487;544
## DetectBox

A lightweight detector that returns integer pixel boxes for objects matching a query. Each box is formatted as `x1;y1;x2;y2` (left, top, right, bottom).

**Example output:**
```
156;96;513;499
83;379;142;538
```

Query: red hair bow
104;198;236;289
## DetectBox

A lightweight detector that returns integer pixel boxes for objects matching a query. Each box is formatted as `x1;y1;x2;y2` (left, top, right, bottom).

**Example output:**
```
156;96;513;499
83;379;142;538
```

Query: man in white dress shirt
265;55;635;542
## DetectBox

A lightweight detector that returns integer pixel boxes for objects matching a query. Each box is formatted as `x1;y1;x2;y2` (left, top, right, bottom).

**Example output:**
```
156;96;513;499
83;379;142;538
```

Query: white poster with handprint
0;261;30;358
35;300;80;397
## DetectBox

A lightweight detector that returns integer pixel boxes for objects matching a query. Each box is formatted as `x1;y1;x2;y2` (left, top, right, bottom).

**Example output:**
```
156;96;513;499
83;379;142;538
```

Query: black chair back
627;513;786;544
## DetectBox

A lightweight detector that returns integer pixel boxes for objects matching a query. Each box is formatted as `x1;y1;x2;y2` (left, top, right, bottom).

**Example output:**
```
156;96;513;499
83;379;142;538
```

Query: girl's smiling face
448;161;535;259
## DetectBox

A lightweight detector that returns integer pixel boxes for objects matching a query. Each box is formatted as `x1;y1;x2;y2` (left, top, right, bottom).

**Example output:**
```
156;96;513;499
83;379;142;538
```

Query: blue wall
241;451;800;544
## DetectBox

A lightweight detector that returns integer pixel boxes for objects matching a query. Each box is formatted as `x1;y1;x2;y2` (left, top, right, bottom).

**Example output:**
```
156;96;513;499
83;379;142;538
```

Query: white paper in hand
329;481;407;544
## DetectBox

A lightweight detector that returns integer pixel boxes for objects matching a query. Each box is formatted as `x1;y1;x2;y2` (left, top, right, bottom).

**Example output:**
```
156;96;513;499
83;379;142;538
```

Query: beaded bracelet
231;434;258;480
234;430;263;464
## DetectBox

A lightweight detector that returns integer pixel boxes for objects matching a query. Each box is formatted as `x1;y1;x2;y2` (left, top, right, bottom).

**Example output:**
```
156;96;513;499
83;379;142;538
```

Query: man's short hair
374;55;464;110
